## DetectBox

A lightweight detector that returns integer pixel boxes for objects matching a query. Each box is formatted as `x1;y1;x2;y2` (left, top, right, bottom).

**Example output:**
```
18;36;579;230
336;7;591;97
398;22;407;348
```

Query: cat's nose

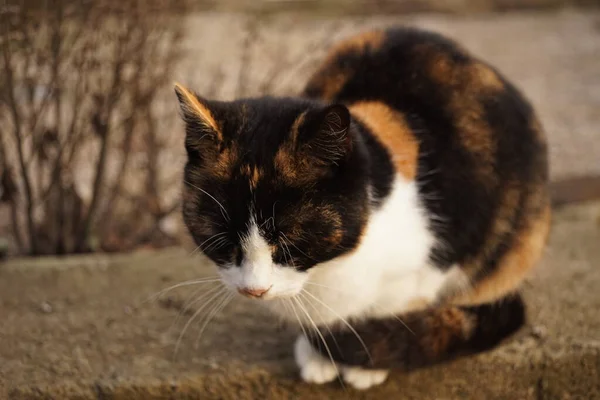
237;286;271;298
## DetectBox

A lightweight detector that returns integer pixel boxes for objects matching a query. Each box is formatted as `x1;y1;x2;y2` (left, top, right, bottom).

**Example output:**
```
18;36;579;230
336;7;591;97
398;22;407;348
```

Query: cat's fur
175;27;550;389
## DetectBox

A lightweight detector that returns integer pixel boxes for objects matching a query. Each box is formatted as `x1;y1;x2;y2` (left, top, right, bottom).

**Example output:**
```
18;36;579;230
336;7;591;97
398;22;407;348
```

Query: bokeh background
1;1;600;399
1;0;599;259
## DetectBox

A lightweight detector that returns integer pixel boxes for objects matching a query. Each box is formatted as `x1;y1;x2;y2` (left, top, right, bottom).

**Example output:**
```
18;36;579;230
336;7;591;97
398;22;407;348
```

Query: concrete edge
7;339;600;400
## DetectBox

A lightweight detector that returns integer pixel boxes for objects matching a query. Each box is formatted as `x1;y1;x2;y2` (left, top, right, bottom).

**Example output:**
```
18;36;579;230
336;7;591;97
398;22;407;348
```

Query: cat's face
175;84;369;300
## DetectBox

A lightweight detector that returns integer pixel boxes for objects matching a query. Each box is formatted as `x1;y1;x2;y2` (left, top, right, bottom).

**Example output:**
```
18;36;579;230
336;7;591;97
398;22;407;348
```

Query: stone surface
1;200;600;399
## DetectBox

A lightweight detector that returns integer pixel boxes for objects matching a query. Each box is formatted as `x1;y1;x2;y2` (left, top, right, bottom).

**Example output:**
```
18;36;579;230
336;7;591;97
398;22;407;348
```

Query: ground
1;202;600;399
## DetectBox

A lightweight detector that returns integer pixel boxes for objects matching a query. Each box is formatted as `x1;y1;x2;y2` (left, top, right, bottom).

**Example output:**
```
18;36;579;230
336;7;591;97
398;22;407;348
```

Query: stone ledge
1;201;599;400
6;342;600;399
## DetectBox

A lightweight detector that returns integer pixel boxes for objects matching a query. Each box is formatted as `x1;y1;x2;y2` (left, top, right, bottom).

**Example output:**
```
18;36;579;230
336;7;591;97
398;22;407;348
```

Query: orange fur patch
274;112;333;187
450;97;495;184
316;73;349;103
425;51;457;86
403;297;432;313
420;308;473;358
274;149;323;186
320;205;343;247
212;146;236;179
290;111;307;145
349;101;419;180
530;116;546;141
478;182;523;259
240;164;263;189
333;30;385;55
274;147;299;185
415;48;498;183
469;62;504;91
250;167;261;189
454;202;551;306
305;31;384;101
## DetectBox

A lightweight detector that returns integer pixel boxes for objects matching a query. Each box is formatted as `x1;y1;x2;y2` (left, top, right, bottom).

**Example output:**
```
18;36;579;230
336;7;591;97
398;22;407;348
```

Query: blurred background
1;0;599;259
1;1;600;399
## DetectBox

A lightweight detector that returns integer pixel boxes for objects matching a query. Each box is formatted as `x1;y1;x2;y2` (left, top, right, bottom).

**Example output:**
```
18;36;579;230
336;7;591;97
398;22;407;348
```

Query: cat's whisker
183;179;230;222
203;235;230;254
301;289;373;365
188;245;202;257
303;281;415;336
286;297;325;376
292;296;346;390
188;235;226;258
195;232;227;254
194;291;234;349
285;298;310;344
141;277;222;305
259;216;274;230
174;286;227;357
279;236;294;267
168;284;223;333
285;298;349;388
281;232;316;261
298;291;344;358
271;201;278;230
417;167;441;180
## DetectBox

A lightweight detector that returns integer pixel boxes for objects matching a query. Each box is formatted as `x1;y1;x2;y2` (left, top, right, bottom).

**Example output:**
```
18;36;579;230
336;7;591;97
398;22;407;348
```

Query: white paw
294;335;338;384
342;366;389;390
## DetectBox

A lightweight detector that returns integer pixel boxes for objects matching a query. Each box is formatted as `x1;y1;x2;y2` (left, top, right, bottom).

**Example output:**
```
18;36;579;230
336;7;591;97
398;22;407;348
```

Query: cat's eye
233;245;243;266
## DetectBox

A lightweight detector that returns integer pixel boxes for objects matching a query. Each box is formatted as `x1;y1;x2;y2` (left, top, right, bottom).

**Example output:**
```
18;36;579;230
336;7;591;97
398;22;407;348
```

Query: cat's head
175;84;369;299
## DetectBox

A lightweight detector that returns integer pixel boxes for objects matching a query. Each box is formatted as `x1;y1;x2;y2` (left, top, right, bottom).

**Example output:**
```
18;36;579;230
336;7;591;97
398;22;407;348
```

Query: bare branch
1;15;38;254
0;128;24;252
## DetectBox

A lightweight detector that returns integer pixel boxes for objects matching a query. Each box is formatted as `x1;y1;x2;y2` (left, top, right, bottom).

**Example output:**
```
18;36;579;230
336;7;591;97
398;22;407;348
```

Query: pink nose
237;286;271;298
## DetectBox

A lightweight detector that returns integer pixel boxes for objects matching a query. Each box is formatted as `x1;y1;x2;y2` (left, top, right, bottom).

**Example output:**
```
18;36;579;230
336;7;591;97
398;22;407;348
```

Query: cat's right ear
174;83;223;148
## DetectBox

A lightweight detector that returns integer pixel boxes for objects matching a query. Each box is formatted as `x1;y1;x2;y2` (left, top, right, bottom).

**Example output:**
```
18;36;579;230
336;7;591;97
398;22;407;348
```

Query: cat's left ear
296;104;352;165
174;83;222;144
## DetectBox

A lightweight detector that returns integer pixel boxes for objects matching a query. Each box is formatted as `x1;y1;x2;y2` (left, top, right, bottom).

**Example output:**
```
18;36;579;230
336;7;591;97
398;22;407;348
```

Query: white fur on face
218;221;308;299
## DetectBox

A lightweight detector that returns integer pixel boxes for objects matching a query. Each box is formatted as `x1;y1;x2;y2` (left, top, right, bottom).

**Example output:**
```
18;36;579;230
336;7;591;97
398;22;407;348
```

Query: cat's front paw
294;335;338;384
342;366;389;390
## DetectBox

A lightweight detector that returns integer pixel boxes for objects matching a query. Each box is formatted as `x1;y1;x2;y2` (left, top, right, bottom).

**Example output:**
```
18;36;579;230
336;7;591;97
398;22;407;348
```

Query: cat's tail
308;294;525;370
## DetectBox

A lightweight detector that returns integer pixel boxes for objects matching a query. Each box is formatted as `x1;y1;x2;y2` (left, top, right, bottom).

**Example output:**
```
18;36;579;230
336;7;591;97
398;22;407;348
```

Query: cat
174;27;550;390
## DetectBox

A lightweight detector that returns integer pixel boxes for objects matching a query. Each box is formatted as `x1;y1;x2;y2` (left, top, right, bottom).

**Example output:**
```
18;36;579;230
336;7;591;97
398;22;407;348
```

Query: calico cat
175;27;550;390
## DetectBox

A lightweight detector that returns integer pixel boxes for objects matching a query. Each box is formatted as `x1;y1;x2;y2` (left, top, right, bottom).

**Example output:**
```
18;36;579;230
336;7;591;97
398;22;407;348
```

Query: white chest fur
267;179;453;326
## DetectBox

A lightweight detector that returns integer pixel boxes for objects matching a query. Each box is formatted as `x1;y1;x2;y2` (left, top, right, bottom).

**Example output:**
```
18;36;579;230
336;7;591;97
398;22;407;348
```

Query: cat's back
304;27;528;124
304;27;473;102
304;27;550;305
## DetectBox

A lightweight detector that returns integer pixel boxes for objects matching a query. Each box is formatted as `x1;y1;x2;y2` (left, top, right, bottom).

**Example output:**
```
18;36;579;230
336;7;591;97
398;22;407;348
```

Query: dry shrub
0;2;344;256
0;0;184;255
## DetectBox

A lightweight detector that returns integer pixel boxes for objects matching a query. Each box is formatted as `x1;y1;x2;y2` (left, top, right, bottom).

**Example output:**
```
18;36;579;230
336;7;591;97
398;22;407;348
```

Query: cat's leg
295;334;389;389
294;334;338;384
